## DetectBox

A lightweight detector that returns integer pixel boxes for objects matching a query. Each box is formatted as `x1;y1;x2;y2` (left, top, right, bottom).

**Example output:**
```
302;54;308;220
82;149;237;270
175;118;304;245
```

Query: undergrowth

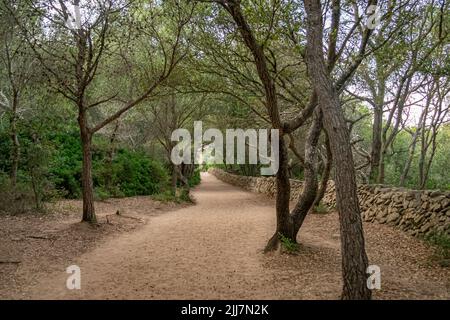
312;202;329;214
152;189;193;204
279;232;299;253
425;231;450;267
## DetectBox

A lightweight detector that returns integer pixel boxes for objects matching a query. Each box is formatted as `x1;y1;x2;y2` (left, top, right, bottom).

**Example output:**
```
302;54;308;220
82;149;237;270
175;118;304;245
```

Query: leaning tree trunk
265;113;322;251
219;1;293;252
420;134;437;190
79;111;96;223
291;110;322;239
304;0;371;300
399;129;420;186
220;0;320;252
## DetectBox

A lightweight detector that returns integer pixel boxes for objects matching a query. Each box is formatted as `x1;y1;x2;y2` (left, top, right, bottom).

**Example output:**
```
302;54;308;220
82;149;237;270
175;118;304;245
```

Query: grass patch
312;202;329;214
279;232;299;253
152;189;193;204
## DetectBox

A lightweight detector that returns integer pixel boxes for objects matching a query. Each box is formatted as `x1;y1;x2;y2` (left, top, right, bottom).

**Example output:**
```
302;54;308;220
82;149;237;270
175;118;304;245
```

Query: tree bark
79;111;96;223
105;120;120;192
291;111;322;238
399;126;422;186
369;102;383;183
217;1;294;252
265;113;322;251
377;149;386;184
313;134;332;207
304;0;371;300
218;1;320;252
264;136;293;251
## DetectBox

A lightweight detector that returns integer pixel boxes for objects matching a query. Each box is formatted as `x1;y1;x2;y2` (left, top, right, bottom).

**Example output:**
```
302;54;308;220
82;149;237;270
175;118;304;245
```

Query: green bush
0;127;177;203
94;186;113;201
109;149;168;197
0;130;12;173
279;232;299;253
152;188;193;203
48;131;170;199
48;130;82;198
152;190;177;202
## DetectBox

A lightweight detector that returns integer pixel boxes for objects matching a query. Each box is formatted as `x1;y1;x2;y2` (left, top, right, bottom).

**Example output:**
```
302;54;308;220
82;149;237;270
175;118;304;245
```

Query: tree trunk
265;113;322;251
401;93;429;187
264;136;293;252
9;93;20;187
313;134;332;207
304;0;371;300
369;103;383;183
79;112;96;223
219;0;318;252
171;164;178;196
377;150;386;184
105;121;120;192
291;110;322;238
418;123;431;189
399;129;421;186
420;131;438;190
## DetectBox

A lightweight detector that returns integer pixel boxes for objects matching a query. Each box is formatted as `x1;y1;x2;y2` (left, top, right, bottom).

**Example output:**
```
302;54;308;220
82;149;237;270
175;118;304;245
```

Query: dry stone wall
210;168;450;237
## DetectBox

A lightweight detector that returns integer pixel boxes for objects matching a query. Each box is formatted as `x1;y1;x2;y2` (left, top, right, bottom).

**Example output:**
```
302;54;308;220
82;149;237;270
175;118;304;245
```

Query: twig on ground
27;235;55;240
0;260;21;264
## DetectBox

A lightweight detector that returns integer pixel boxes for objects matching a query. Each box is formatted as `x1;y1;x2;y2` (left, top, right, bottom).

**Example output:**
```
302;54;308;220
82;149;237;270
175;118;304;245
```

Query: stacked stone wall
210;169;450;237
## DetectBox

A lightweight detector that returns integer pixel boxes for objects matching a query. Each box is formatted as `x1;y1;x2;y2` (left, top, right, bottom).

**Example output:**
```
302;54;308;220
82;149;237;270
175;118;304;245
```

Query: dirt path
17;173;450;299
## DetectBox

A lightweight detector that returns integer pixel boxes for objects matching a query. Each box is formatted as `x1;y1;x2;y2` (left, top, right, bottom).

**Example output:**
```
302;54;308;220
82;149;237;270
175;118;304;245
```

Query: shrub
279;232;299;253
48;131;170;199
94;186;113;201
1;126;174;203
152;190;177;202
178;188;193;202
152;188;193;203
312;202;329;214
48;130;82;198
110;149;169;197
188;168;201;187
0;172;36;215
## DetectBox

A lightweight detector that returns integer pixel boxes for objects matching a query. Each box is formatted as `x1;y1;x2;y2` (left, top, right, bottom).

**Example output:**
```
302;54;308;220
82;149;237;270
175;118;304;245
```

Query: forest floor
1;173;449;299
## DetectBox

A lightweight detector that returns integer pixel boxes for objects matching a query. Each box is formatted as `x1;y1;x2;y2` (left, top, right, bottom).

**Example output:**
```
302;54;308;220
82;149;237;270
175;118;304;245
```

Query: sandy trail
22;173;450;299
